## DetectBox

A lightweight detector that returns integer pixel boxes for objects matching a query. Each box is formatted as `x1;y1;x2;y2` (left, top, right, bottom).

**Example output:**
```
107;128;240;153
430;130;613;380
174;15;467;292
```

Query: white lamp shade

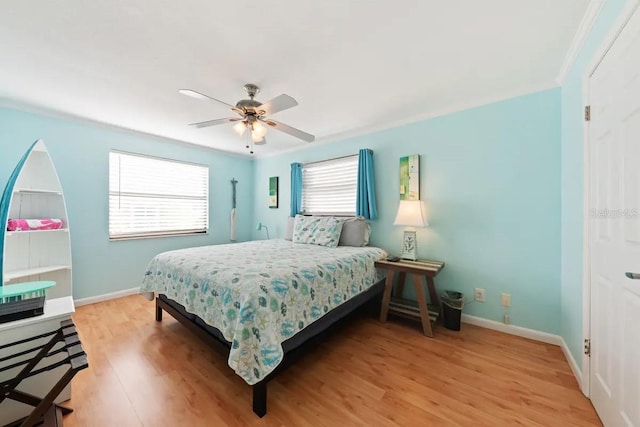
252;121;267;138
233;121;247;136
393;200;428;227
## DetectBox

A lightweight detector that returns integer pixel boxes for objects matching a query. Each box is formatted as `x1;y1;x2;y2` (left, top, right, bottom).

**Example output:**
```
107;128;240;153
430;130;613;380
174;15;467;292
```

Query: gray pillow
339;217;371;247
284;216;294;240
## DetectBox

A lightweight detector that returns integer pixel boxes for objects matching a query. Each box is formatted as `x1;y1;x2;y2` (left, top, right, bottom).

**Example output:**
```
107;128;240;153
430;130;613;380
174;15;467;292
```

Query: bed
140;238;387;417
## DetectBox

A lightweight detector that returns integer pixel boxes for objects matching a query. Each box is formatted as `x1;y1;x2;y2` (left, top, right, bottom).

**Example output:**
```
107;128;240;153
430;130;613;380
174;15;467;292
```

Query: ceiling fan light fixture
252;121;267;138
233;121;247;136
180;83;315;152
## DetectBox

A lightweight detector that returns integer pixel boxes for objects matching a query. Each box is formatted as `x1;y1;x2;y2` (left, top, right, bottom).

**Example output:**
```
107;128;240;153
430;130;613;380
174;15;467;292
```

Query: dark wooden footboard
154;279;384;417
155;296;230;356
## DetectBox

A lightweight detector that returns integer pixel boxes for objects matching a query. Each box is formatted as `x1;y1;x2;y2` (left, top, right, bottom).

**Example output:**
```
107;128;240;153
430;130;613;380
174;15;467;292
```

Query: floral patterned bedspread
140;239;387;385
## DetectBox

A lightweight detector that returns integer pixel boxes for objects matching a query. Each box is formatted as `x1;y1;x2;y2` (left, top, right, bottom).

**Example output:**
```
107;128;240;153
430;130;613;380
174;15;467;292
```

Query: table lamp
256;222;270;240
393;200;428;260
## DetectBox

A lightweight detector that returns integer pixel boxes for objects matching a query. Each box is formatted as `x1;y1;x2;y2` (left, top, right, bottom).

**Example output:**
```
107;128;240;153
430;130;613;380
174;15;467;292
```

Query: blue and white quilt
140;239;387;384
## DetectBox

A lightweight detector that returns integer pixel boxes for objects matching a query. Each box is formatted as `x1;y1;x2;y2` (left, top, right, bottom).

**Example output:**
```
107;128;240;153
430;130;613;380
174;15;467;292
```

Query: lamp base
400;230;418;261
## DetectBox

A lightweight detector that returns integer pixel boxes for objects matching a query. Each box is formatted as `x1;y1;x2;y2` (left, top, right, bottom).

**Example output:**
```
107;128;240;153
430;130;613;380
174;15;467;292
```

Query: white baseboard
460;314;587;391
560;337;584;391
461;313;562;346
74;287;140;307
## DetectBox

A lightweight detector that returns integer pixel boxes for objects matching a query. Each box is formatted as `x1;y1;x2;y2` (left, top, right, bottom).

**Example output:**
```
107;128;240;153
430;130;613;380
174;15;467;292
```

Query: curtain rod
303;150;372;167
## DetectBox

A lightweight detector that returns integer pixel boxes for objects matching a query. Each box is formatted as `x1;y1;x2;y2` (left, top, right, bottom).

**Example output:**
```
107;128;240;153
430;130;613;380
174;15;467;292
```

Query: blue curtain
356;149;378;220
290;162;303;217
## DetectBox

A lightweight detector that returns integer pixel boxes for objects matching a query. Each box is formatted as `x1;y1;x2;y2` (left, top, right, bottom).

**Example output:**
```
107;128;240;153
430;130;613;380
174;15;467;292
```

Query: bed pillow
284;216;294;241
338;217;371;247
292;215;345;247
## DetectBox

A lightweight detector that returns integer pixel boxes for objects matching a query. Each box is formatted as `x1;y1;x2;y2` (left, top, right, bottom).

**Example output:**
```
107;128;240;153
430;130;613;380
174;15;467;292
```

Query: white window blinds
302;155;358;215
109;151;209;239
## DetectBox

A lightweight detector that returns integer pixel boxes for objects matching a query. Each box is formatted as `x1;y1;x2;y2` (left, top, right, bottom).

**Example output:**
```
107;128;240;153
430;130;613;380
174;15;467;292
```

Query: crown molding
556;0;606;84
1;80;558;163
254;82;558;160
0;98;252;160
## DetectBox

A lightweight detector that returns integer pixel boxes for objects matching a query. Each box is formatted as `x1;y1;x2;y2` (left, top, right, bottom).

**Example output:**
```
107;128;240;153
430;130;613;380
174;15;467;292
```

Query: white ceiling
0;0;588;157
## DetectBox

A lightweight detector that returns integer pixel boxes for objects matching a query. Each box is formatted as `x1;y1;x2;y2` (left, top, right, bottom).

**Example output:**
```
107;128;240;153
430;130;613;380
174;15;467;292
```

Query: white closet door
589;6;640;426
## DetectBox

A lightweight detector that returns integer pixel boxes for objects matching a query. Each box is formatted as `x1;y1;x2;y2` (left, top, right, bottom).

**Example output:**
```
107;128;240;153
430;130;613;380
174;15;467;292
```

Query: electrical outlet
501;293;511;307
474;288;485;302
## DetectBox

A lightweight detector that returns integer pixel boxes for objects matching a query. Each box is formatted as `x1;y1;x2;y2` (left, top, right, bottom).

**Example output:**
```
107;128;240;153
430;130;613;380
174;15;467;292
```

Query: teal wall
3;0;630;343
0;107;253;300
254;89;562;334
560;0;628;368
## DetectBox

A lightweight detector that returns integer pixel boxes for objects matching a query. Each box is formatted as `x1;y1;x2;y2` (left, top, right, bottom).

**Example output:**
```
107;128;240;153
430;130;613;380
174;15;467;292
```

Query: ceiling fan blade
189;117;242;128
257;94;298;116
179;89;244;115
261;119;315;142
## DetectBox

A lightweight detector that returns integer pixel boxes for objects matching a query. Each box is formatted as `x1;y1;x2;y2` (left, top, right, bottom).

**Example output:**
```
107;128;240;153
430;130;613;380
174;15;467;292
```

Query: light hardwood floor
63;295;601;426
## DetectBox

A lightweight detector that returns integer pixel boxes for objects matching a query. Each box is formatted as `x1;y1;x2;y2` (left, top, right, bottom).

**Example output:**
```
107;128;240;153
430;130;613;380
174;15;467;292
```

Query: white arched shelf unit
0;139;74;328
0;140;76;424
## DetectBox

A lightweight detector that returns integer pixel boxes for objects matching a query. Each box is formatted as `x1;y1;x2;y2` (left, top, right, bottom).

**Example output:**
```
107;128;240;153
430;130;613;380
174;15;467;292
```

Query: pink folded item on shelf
7;218;63;231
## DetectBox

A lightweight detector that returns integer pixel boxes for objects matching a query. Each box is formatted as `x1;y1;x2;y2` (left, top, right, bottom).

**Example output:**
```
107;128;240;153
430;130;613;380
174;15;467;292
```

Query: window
109;151;208;239
302;154;358;215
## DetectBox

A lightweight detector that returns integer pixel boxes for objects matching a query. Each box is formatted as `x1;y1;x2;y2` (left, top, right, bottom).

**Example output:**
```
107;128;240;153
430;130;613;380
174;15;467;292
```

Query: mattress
141;239;387;384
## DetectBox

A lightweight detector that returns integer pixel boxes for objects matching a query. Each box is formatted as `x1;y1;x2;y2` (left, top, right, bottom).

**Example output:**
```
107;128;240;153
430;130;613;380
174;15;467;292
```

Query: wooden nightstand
375;258;445;337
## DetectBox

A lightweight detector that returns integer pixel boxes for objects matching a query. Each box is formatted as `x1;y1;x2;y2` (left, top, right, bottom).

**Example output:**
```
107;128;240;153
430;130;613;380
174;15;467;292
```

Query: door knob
625;272;640;279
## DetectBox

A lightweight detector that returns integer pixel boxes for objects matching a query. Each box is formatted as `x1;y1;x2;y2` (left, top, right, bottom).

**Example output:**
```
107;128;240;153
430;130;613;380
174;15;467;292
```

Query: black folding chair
0;319;88;427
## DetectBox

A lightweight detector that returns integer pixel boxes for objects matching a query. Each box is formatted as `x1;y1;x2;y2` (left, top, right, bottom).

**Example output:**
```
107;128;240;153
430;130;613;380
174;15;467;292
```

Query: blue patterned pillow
292;215;345;248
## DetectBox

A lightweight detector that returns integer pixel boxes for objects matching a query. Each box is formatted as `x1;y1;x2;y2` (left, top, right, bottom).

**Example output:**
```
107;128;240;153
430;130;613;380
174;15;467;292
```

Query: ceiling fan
179;83;315;153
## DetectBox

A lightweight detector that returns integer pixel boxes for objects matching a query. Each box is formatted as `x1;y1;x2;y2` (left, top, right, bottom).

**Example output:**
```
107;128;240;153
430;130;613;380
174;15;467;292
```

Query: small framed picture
400;154;420;201
269;176;279;208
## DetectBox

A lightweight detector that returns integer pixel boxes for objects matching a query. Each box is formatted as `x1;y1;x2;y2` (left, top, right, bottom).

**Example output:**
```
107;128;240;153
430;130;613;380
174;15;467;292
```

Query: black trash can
441;291;464;331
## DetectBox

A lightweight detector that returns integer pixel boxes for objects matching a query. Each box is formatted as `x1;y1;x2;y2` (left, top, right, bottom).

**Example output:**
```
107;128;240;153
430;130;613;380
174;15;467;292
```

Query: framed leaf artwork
269;176;279;208
399;154;420;201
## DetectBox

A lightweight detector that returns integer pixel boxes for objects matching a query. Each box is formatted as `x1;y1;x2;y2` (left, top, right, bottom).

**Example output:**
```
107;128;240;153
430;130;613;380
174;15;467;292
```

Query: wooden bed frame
154;279;385;417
